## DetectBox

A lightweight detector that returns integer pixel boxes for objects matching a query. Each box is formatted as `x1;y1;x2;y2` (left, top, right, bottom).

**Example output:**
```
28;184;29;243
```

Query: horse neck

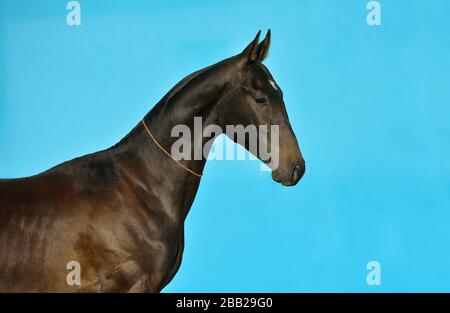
145;63;234;172
114;63;234;218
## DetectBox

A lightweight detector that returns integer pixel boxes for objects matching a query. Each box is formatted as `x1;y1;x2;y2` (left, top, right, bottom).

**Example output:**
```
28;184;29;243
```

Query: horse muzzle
272;160;305;186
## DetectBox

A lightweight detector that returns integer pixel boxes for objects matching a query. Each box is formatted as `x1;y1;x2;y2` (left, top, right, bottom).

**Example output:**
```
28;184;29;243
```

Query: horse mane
114;61;225;147
162;64;215;104
162;55;236;105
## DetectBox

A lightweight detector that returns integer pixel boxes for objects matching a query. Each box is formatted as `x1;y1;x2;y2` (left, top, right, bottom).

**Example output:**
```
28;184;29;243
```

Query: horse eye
255;97;267;104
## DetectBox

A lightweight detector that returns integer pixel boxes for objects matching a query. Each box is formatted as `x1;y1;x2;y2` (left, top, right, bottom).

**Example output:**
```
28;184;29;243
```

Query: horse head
219;30;306;186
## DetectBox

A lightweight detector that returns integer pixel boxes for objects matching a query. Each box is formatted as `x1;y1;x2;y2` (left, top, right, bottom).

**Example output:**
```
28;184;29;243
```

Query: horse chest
122;208;185;291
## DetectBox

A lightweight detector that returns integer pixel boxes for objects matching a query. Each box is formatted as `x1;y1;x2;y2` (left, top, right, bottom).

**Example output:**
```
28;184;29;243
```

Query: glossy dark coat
0;31;305;292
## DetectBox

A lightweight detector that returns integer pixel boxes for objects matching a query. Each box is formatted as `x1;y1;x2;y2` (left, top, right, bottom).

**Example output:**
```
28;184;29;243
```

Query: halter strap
141;119;202;178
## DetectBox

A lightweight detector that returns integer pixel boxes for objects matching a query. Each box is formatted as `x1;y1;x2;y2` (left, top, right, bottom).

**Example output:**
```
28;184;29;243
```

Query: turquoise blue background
1;1;449;292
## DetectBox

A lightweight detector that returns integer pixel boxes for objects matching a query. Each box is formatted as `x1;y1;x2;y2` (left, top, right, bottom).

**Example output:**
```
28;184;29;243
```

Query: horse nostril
291;166;299;182
291;163;305;183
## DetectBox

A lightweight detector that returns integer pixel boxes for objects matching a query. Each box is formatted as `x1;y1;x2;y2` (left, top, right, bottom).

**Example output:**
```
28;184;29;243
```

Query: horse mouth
281;180;299;187
272;170;298;186
271;164;305;187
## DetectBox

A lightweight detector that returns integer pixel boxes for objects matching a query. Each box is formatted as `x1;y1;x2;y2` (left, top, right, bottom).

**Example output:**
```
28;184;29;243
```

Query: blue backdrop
0;0;449;292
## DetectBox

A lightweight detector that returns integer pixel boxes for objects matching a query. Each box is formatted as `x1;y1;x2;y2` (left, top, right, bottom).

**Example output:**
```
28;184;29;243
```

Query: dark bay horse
0;30;305;292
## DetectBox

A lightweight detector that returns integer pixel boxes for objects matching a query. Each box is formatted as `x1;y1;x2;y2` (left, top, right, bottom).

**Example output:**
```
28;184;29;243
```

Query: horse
0;30;305;292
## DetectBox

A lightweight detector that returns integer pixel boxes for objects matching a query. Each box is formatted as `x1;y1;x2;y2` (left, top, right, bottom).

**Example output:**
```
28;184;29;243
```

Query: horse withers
0;30;305;292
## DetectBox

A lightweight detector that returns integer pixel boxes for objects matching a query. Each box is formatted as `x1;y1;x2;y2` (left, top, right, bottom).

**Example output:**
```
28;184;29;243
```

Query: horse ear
240;30;261;63
256;29;271;61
